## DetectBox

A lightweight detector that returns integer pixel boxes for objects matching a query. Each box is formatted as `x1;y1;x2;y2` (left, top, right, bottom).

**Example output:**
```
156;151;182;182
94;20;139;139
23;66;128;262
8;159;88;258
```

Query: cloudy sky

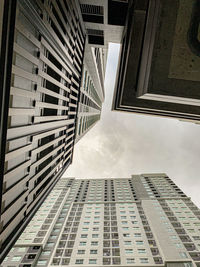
65;43;200;207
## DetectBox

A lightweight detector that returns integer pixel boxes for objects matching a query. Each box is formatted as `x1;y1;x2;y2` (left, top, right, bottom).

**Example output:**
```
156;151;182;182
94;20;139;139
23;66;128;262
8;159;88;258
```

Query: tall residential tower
3;174;200;266
0;0;129;257
0;0;111;257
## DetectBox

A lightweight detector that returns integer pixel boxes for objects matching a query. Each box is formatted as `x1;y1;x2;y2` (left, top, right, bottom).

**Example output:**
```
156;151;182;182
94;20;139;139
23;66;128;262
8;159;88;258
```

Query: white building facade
2;174;200;266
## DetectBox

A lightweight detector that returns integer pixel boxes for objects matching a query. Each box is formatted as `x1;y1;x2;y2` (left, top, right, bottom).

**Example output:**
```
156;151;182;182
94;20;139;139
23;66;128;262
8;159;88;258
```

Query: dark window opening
39;145;54;159
108;0;128;26
45;80;60;94
82;14;103;24
48;52;62;70
88;35;104;45
47;66;61;82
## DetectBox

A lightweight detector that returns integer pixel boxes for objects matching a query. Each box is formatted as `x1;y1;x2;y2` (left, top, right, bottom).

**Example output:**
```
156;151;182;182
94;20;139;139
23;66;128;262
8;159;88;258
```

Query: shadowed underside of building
112;0;200;123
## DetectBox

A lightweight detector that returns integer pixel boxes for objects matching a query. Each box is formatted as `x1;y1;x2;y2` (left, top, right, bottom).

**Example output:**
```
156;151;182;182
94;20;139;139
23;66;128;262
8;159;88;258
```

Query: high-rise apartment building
112;0;200;122
75;46;104;142
2;174;200;266
76;0;128;141
0;0;130;258
0;0;111;257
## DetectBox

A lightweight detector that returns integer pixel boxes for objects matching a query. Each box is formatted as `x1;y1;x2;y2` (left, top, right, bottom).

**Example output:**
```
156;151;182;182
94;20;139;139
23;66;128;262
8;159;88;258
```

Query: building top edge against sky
2;173;200;266
1;0;200;264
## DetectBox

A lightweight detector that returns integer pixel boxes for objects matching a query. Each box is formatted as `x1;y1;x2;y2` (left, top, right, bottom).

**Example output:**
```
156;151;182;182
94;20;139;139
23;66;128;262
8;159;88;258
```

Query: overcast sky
64;43;200;207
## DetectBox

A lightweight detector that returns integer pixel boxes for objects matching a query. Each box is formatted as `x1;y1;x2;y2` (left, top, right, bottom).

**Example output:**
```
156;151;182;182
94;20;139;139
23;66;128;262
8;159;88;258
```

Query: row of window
74;257;149;264
77;240;144;246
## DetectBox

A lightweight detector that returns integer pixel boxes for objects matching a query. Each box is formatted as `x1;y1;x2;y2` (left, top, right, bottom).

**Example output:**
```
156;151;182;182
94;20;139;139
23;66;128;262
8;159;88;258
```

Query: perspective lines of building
2;174;200;267
1;0;200;264
0;0;129;255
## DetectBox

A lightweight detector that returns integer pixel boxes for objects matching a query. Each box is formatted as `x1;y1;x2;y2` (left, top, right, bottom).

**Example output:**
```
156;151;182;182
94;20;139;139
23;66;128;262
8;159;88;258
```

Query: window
122;227;129;230
188;229;195;233
90;250;98;254
78;250;85;254
126;258;135;264
130;216;136;219
91;241;98;246
81;234;88;238
136;241;143;245
124;241;132;245
75;259;84;264
125;249;133;254
179;252;188;258
123;233;130;237
132;221;138;224
89;259;97;264
82;228;89;231
122;221;128;225
94;221;99;225
121;216;127;219
38;260;48;265
175;243;183;248
41;251;51;256
11;256;22;261
46;242;54;247
93;227;99;231
138;249;146;254
170;235;178;240
80;242;86;246
134;233;141;237
84;222;90;225
92;234;99;238
140;258;148;263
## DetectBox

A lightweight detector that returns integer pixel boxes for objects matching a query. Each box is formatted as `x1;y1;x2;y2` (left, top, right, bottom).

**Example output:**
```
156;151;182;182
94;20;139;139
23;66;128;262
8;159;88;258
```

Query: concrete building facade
75;47;104;142
75;0;128;141
0;0;129;258
0;0;116;258
112;0;200;122
2;174;200;266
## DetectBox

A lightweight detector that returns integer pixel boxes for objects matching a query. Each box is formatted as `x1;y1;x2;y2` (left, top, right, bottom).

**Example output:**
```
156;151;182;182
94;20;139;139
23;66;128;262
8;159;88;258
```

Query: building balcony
175;228;186;235
184;243;197;251
189;252;200;261
151;248;160;256
179;235;192;243
154;257;163;264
